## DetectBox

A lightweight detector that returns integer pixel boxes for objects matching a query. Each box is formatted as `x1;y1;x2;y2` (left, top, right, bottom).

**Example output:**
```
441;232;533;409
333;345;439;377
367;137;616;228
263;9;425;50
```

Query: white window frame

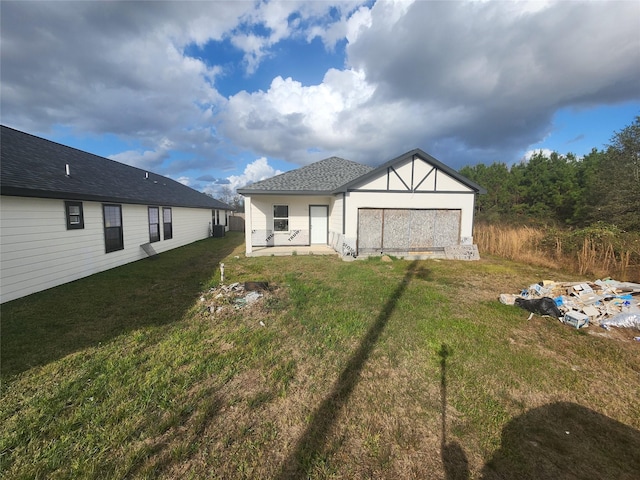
273;204;289;232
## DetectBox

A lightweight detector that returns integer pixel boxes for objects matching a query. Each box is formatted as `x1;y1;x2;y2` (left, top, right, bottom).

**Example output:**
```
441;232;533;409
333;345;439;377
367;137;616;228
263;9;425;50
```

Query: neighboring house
237;149;486;258
0;125;232;303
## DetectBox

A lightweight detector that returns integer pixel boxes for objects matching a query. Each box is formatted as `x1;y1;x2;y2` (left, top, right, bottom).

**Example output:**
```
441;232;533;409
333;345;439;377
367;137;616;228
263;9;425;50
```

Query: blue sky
526;103;640;160
2;0;639;199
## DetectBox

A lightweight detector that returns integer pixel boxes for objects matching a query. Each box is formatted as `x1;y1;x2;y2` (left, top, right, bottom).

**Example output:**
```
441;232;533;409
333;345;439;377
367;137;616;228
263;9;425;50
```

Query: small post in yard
220;263;225;283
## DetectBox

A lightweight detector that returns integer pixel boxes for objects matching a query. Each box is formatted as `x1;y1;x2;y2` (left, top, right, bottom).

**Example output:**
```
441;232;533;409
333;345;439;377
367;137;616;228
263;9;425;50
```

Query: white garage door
357;208;461;255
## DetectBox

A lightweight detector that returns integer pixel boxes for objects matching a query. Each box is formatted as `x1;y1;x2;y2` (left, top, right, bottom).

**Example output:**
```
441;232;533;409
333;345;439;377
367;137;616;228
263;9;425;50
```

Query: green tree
515;151;578;222
460;116;639;231
460;162;513;221
589;116;640;231
572;148;605;226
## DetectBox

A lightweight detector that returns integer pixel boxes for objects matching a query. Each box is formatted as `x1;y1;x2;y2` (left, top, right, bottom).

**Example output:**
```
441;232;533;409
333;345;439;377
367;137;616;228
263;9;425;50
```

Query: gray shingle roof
237;156;374;195
237;150;486;196
1;125;232;210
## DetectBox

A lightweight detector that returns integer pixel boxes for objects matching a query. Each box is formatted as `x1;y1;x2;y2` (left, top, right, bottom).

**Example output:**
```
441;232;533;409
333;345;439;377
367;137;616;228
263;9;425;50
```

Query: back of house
238;149;486;258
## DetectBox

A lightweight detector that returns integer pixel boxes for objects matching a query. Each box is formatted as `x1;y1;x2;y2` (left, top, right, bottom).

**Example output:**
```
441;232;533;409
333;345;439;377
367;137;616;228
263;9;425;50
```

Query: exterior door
310;205;328;244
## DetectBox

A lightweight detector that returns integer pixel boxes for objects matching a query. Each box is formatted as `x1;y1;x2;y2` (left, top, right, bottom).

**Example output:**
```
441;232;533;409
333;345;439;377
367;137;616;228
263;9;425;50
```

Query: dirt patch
196;282;290;324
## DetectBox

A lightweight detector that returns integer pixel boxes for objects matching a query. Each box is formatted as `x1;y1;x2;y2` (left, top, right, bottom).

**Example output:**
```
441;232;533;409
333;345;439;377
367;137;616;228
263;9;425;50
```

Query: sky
1;0;639;198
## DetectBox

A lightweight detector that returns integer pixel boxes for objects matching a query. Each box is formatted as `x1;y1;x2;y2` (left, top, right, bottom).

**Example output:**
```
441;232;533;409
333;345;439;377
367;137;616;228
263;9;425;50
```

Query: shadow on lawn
481;401;640;480
276;260;431;479
439;341;640;479
1;235;242;378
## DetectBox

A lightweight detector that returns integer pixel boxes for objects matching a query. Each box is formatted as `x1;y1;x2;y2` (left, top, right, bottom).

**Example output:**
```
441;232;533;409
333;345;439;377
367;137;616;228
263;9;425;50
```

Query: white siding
0;196;213;303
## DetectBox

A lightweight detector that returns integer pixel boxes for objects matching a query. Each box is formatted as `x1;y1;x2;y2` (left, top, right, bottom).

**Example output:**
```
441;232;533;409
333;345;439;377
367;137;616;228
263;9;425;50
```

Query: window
273;205;289;232
65;201;84;229
103;204;123;253
163;207;172;240
148;207;160;243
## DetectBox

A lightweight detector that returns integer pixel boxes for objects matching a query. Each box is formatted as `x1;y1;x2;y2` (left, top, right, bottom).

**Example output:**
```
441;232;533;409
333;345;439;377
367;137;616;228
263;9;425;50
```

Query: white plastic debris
244;291;263;305
499;294;517;305
600;313;640;331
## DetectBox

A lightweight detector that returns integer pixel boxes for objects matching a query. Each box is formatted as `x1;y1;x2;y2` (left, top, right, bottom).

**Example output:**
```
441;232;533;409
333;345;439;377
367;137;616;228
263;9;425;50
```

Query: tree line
460;116;640;232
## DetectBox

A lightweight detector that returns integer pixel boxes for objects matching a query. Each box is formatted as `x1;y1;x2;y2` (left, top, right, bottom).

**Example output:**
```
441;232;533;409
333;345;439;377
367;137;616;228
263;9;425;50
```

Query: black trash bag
514;297;562;319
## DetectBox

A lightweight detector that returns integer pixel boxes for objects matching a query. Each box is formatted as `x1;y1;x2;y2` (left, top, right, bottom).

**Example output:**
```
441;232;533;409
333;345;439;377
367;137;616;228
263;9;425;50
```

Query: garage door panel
357;208;461;255
358;209;383;252
409;210;436;249
382;209;410;250
433;210;461;246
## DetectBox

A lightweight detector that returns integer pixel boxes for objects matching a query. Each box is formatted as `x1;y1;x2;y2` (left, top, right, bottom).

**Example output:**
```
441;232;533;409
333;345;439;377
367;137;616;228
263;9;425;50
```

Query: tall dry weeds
475;224;555;269
475;224;640;281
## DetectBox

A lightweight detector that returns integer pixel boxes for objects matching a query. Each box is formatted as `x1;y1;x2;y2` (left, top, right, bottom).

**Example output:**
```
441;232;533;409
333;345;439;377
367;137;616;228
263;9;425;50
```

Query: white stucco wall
0;196;214;303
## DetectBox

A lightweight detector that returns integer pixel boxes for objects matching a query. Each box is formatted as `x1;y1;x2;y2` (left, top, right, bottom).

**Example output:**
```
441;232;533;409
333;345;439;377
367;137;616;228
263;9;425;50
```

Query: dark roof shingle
1;125;231;209
237;156;374;194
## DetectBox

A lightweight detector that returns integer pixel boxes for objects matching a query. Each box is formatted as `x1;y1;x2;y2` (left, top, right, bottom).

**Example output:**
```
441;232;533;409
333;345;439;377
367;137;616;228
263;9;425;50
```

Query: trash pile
200;282;269;316
500;279;640;332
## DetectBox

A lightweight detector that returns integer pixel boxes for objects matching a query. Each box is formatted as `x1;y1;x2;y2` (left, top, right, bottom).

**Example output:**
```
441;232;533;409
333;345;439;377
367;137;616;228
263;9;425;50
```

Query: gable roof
338;148;487;194
237;149;486;196
236;156;374;195
0;125;232;210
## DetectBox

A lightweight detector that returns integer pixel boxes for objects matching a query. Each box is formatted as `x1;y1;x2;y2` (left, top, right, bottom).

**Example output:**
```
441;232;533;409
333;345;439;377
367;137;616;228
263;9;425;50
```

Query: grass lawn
2;232;639;479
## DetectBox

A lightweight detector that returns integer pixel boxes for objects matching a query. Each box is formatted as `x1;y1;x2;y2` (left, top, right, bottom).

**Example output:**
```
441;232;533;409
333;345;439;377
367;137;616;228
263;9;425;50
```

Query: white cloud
200;157;283;198
309;4;372;50
522;149;555;161
2;0;638;182
229;0;363;73
1;1;228;168
221;68;387;163
1;1;367;174
347;0;639;149
222;0;640;168
228;157;284;191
